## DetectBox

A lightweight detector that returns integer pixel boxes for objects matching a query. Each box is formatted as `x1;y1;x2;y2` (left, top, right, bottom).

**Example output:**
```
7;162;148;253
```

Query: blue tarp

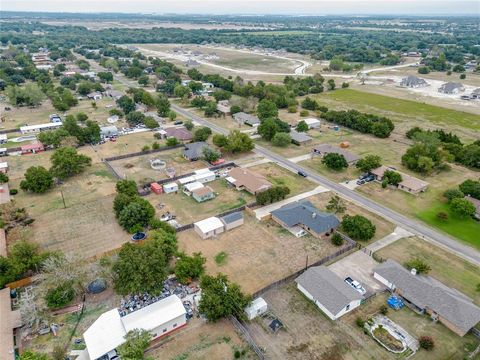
387;295;404;310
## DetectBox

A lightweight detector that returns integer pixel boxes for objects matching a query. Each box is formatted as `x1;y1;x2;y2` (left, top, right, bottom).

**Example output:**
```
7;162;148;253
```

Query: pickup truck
345;277;367;295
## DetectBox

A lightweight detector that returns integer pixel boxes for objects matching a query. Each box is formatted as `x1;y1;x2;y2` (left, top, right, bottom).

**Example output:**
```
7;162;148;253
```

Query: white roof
163;182;178;189
0;148;6;153
194;168;213;175
245;297;267;312
302;117;321;125
178;176;196;185
84;309;126;360
0;163;7;169
0;134;7;140
194;170;215;180
194;217;224;233
20;123;62;132
225;176;236;184
184;181;204;192
84;295;185;360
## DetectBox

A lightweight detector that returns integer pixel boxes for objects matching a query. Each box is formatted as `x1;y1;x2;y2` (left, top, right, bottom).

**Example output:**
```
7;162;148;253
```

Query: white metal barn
84;295;186;360
194;217;224;239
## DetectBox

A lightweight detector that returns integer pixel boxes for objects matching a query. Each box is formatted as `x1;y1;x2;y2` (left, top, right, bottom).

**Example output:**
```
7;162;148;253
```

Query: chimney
411;268;417;276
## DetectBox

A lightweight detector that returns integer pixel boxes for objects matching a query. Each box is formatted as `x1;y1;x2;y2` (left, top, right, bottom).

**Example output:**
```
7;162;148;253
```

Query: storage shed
163;182;179;194
244;297;268;320
194;169;216;183
0;162;8;174
194;217;224;239
150;183;163;195
178;176;196;186
220;212;244;231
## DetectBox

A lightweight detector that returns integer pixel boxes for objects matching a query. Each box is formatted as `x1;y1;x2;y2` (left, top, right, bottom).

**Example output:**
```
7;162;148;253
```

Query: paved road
171;103;480;266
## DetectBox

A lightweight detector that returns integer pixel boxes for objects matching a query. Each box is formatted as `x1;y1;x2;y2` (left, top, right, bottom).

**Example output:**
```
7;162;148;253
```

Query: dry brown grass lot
177;213;340;294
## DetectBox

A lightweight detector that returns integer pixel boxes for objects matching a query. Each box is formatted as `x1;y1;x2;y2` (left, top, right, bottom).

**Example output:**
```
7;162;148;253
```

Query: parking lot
328;250;384;296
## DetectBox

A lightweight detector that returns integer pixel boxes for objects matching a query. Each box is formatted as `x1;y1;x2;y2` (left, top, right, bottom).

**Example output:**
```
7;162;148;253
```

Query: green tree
199;274;251;322
174;84;191;99
116;179;138;196
143;116;158;129
272;132;291;147
138;75;149;86
450;198;476;218
184;119;194;131
327;79;336;90
331;233;344;246
18;351;50;360
76;112;88;122
126;111;146;126
256;99;278;121
326;195;346;214
0;172;9;183
203;147;221;163
405;257;431;274
295;120;309;132
213;134;229;148
116;95;135;114
175;252;206;284
156;95;171;116
341;214;376;241
257;118;278;141
301;97;318;111
166;137;180;146
224;130;254;153
204;101;218;117
322;153;348;170
193;126;212;142
356;155;382;172
117;329;151;360
118;197;155;233
419;336;434;351
443;188;464;203
383;170;402;186
459;179;480;199
50;147;91;180
20;166;54;193
45;281;75;309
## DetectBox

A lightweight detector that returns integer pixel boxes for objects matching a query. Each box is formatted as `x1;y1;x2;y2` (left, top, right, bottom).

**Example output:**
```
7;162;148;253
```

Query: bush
460;73;466;80
287;105;297;113
142;145;150;152
322;153;348;170
418;66;430;74
331;233;344;246
166;137;179;146
436;211;449;221
255;186;290;205
443;188;464;203
379;305;388;315
152;142;160;150
300;109;309;117
450;197;476;218
0;172;9;183
45;281;75;309
419;336;434;350
9;189;18;195
272;132;291;147
341;82;350;88
341;214;376;241
404;257;431;274
356;317;365;328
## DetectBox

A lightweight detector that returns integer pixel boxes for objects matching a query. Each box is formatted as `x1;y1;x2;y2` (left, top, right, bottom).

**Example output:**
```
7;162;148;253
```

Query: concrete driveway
328;251;384;296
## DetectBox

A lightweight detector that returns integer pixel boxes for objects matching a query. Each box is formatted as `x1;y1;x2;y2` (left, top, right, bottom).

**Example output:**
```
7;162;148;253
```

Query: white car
345;277;367;295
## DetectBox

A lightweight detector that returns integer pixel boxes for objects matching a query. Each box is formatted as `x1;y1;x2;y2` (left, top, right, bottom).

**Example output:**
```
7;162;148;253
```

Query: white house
301;117;321;129
0;162;8;174
194;217;224;239
163;182;179;194
244;298;268;320
83;295;186;360
20;122;62;134
295;266;362;320
183;181;205;196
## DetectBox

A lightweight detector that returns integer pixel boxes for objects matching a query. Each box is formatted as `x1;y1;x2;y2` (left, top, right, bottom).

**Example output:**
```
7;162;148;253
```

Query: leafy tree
76;112;88;122
443;188;464;203
168;111;177;122
45;281;75;309
199;274;251;322
97;71;113;83
156;95;171;116
449;198;476;218
230;105;241;115
406;126;423;139
50;147;91;180
113;193;135;218
116;95;135;114
255;186;290;205
166;137;180;146
193;126;212;142
116;179;138;196
322;153;348;170
326;195;346;214
213;89;231;102
117;329;151;360
138;75;149;86
301;97;318;110
224;130;254;153
405;257;431;274
0;172;9;183
118;197;155;233
5;83;45;107
419;336;434;351
418;66;430;74
256;99;278;121
331;233;344;246
383;170;402;186
143;116;158;129
174;84;191;99
327;79;336;90
258;118;278;141
459;179;480;200
203;147;221;163
20;166;54;193
175;252;206;284
272;132;291;147
184;119;194;130
191;96;207;108
126;111;146;126
295;120;309;132
204;101;218;117
341;214;376;241
342;82;350;88
149;218;176;234
356;155;382;172
213;134;229;148
436;211;449;221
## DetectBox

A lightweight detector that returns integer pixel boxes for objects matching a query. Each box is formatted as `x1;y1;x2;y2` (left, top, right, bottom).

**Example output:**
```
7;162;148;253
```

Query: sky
2;0;479;15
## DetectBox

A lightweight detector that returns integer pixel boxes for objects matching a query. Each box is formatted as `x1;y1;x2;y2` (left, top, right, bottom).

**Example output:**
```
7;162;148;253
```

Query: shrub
379;305;388;315
142;145;150;152
287;105;297;113
460;73;466;79
404;257;431;274
45;281;75;309
300;109;309;117
436;211;449;221
443;188;464;203
322;153;348;170
166;137;179;146
9;189;18;195
0;172;9;183
255;186;290;205
419;336;434;350
331;233;344;246
341;82;350;88
272;132;291;147
450;197;476;218
341;214;376;241
152;142;160;150
355;317;365;328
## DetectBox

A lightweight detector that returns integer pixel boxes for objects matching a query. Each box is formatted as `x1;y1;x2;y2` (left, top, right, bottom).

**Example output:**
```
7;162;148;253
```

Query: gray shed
100;125;119;138
220;212;244;231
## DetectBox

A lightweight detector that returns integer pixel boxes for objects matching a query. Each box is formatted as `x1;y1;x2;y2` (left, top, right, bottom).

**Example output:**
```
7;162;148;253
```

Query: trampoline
150;159;166;171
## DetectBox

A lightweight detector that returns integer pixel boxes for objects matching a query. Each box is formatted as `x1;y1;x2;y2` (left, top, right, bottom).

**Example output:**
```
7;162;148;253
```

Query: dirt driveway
328;251;384;296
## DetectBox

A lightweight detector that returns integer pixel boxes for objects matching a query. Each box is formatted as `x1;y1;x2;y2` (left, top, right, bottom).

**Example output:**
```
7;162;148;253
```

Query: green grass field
317;89;480;131
417;202;480;249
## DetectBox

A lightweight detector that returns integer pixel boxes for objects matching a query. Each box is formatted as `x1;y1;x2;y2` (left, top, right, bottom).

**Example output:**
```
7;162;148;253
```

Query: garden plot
177;214;340;294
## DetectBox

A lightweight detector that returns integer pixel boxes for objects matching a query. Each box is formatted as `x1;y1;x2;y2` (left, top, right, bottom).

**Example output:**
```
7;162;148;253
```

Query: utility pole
60;190;66;209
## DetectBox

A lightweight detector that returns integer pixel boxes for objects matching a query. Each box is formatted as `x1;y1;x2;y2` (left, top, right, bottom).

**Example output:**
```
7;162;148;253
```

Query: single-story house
312;144;360;165
296;266;363;320
183;142;210;161
21;142;44;154
160;127;193;142
471;88;480;99
438;82;465;95
183;181;205;196
193;169;216;183
0;287;23;360
465;195;480;219
290;130;313;146
104;90;124;100
185;59;199;67
370;166;429;194
20;122;62;134
217;100;231;115
400;76;428;88
373;259;480;337
271;200;340;238
226;167;272;195
87;91;103;101
0;162;8;174
233;112;261;127
0;134;8;144
84;295;186;360
191;186;215;203
220;211;244;231
100;125;119;139
301;117;321;129
163;182;179;194
194;217;225;239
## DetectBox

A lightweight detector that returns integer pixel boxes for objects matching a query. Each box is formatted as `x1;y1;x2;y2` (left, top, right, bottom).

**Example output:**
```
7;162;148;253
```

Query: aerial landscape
0;1;479;359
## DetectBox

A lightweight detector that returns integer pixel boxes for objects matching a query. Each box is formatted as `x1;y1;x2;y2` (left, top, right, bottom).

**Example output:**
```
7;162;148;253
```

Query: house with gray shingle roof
233;112;261;127
400;75;429;88
271;200;340;238
290;130;312;146
438;82;465;95
373;259;480;336
296;266;363;320
312;144;360;165
183;142;210;161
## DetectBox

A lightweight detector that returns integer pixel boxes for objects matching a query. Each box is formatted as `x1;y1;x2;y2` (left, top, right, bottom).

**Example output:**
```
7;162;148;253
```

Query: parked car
356;179;365;185
345;277;366;295
174;120;183;125
359;173;369;180
297;170;308;177
364;175;375;182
